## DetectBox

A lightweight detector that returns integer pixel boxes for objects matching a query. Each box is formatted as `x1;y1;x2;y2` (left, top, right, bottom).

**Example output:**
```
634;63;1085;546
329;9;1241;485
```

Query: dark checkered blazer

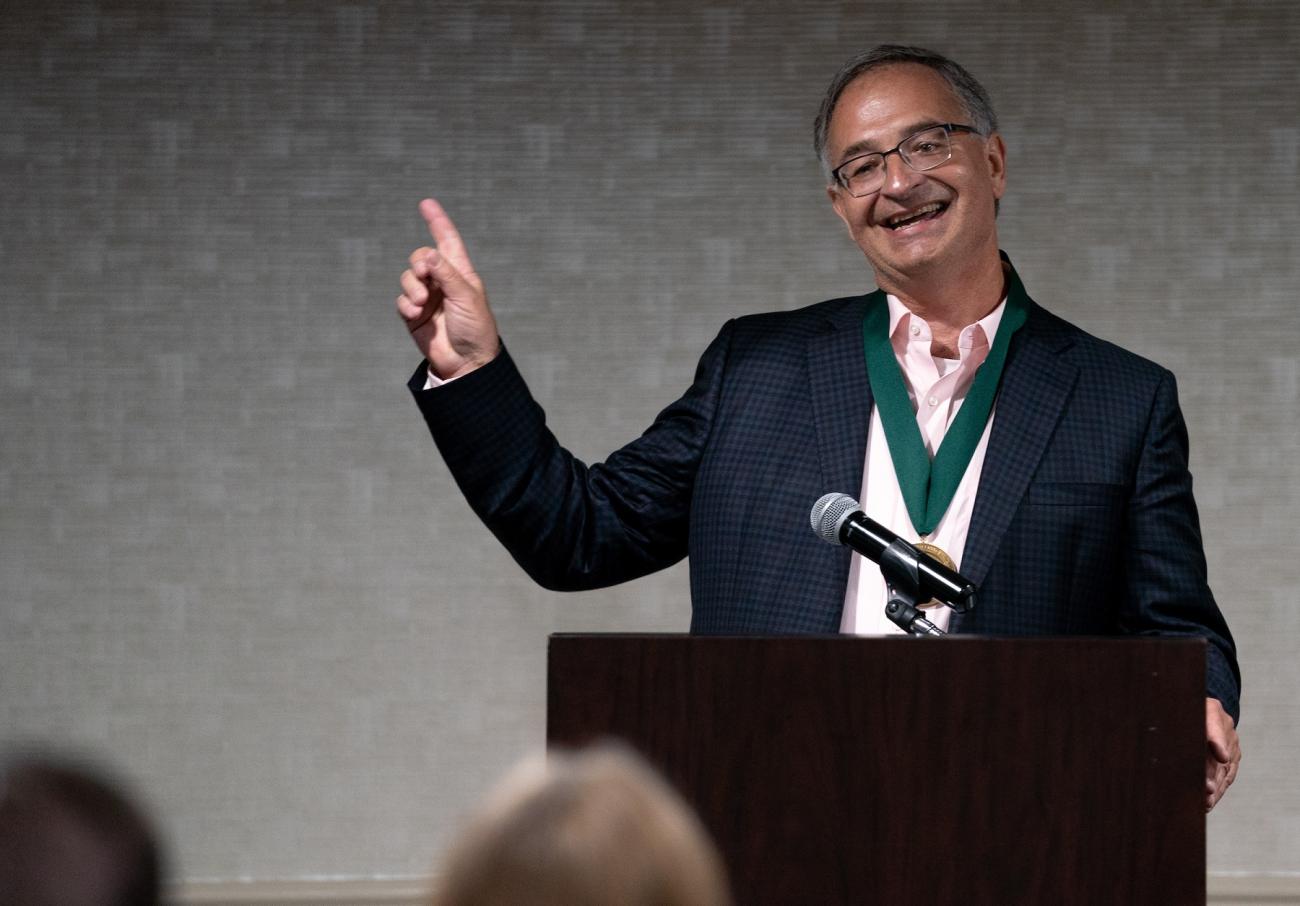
411;274;1241;719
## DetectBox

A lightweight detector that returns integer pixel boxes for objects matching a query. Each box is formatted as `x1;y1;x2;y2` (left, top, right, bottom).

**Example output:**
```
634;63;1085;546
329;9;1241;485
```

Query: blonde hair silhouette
432;743;731;906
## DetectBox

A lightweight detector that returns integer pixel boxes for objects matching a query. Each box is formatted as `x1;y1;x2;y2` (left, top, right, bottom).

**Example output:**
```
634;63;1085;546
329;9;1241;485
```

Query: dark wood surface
547;635;1205;905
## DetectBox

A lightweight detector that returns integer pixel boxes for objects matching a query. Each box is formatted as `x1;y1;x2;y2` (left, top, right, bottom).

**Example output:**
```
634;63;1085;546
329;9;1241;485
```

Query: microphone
809;493;977;613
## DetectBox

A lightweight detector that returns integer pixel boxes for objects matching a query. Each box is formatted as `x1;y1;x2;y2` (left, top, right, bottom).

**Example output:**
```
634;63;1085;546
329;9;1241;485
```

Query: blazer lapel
802;294;875;628
807;293;877;503
955;304;1080;602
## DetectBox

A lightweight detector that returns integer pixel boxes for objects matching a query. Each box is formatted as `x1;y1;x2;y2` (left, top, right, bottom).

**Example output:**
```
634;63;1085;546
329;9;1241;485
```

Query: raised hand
397;198;500;380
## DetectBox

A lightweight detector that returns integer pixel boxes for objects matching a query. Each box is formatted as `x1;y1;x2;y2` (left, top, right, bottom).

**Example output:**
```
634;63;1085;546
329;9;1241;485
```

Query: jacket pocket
1026;481;1125;507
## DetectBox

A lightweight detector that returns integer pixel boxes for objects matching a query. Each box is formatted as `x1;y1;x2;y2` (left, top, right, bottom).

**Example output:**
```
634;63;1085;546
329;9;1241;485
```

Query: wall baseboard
168;874;1300;905
1210;875;1300;905
168;879;431;906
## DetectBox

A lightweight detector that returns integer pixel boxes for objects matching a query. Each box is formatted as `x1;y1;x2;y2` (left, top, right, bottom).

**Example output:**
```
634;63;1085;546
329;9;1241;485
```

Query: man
396;46;1240;809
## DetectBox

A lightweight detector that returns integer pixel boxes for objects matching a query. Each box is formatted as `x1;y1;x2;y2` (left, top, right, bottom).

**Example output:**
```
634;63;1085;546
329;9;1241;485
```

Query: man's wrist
423;342;504;388
422;363;452;390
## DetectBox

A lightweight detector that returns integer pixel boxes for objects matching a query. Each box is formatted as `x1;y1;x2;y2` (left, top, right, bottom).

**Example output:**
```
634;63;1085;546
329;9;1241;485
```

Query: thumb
424;247;498;354
425;249;476;302
1208;733;1232;764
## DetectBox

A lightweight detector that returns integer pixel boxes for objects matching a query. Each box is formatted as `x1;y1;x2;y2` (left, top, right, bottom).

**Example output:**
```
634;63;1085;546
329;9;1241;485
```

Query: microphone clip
879;539;947;637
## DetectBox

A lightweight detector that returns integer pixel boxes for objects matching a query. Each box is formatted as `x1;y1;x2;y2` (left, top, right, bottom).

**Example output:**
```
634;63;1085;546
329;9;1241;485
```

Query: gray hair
812;45;999;178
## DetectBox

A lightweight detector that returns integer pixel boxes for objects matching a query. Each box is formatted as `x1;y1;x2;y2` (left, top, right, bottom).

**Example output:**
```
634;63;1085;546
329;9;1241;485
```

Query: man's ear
827;183;851;229
986;132;1007;201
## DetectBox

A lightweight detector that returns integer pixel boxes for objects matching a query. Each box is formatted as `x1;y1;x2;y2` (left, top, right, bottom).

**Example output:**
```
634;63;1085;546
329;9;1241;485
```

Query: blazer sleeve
1122;370;1241;721
407;325;734;591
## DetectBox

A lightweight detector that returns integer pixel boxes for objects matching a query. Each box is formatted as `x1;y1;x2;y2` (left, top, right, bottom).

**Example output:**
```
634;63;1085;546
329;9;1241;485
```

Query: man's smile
882;201;949;231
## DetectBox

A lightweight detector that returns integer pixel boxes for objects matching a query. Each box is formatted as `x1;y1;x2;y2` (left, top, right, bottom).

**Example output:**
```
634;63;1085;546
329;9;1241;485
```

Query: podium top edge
547;633;1206;648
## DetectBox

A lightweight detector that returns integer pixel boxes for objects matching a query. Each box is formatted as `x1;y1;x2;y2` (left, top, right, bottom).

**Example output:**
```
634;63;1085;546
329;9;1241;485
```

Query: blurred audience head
0;754;162;906
432;743;731;906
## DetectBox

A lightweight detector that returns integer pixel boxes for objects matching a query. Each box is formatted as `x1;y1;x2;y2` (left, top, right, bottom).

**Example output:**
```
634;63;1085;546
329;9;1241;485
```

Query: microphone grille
810;493;859;544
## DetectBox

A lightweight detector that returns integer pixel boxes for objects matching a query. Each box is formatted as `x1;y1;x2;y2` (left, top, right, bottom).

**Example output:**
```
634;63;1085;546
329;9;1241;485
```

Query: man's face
825;64;1006;289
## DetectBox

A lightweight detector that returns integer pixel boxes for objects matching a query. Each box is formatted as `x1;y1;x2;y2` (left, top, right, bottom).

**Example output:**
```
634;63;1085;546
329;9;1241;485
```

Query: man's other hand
1205;696;1240;811
397;198;500;380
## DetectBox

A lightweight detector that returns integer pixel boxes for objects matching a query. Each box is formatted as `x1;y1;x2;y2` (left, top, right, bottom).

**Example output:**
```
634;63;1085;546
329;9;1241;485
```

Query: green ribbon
862;266;1029;536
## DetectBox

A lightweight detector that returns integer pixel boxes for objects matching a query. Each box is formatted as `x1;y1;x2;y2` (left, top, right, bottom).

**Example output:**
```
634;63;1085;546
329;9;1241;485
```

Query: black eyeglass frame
831;123;983;197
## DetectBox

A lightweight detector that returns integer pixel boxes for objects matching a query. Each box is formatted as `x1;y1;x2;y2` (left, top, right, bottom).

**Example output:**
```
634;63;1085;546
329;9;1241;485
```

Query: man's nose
880;149;924;196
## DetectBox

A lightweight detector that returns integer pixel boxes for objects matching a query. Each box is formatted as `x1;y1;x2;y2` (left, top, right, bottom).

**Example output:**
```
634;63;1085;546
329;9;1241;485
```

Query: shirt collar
886;293;1009;359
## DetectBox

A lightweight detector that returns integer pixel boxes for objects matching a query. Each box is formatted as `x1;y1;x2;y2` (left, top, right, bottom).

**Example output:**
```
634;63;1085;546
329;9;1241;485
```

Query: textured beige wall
2;0;1297;884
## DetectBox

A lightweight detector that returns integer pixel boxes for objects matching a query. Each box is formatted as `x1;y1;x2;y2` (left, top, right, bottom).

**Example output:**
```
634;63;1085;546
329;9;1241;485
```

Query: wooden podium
547;635;1205;905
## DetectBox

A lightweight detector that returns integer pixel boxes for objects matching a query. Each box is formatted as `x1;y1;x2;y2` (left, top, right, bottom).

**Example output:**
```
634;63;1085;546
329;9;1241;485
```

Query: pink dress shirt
840;294;1007;635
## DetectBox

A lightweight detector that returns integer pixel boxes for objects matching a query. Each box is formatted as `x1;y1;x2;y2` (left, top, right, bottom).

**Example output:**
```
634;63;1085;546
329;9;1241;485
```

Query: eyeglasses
831;123;982;198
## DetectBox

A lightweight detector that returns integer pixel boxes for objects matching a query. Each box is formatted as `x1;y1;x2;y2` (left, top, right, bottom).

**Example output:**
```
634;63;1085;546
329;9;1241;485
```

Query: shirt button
928;396;939;406
910;324;921;336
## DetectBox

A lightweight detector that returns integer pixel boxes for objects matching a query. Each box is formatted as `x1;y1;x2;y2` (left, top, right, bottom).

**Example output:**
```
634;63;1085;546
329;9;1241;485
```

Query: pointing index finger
419;198;473;275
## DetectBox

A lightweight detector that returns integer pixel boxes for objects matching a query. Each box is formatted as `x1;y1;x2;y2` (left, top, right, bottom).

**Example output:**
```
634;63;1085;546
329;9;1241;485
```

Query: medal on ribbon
861;261;1030;590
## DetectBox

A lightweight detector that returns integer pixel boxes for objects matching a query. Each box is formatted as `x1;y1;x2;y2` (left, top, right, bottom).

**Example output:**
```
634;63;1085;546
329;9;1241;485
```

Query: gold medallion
914;541;956;609
914;541;956;570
